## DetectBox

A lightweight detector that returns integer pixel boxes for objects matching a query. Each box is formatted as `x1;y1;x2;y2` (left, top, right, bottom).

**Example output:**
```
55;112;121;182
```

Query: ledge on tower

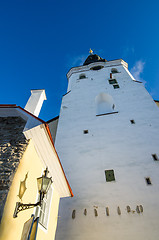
83;54;107;66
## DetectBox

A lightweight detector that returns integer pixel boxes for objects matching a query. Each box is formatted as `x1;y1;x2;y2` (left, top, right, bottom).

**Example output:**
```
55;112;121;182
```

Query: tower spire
83;51;107;66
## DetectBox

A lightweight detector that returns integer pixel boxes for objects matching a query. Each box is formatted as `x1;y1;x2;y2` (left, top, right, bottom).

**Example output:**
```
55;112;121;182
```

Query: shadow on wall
95;93;115;115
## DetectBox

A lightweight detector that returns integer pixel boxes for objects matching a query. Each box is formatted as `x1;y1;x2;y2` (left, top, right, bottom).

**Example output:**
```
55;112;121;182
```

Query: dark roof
83;54;107;66
47;115;59;123
0;104;45;123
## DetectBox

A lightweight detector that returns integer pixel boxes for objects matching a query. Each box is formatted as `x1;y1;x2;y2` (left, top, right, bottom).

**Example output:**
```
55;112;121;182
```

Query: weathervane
89;48;93;55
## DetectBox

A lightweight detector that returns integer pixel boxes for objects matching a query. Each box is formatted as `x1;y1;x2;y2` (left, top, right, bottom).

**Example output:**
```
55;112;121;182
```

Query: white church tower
54;51;159;240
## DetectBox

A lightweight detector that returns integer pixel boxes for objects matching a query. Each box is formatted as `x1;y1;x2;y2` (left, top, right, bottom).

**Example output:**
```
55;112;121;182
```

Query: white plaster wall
55;60;159;240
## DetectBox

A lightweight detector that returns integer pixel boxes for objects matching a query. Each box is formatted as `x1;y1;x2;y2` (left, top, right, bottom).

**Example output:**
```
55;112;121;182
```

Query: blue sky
0;0;159;121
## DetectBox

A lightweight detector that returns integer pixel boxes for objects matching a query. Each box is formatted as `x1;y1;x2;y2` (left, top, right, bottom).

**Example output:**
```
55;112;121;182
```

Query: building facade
0;90;73;240
54;54;159;240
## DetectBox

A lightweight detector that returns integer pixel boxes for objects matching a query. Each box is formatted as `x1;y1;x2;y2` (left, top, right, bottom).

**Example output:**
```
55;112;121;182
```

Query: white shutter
35;187;53;229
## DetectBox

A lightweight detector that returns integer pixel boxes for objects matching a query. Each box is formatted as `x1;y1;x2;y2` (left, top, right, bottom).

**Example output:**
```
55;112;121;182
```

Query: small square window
152;154;158;161
109;79;117;84
83;130;88;134
145;177;152;185
111;68;119;74
113;84;120;89
105;170;115;182
130;119;135;124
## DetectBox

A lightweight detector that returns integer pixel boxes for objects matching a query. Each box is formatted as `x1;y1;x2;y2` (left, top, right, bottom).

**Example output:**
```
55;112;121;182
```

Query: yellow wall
0;140;60;240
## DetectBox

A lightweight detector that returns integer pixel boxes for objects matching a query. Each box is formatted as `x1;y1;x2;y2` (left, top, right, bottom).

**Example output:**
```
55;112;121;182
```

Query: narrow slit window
145;177;152;185
83;130;88;134
113;84;120;89
106;207;109;216
105;170;115;182
152;154;158;161
130;119;135;124
109;79;117;84
72;210;76;219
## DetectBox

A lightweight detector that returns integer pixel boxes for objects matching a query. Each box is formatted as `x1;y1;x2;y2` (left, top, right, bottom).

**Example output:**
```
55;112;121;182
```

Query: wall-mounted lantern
13;168;52;218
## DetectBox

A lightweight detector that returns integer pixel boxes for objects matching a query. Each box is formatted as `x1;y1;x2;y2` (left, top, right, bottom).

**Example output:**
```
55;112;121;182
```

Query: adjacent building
0;90;73;240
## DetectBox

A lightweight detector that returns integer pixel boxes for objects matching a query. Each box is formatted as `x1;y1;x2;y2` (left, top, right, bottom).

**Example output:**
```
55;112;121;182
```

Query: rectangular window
35;187;53;229
130;119;135;124
152;154;158;161
113;84;120;89
145;177;152;185
105;170;115;182
108;79;117;84
83;130;88;134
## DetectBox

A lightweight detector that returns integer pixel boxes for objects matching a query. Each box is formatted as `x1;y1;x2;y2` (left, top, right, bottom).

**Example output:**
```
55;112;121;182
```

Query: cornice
67;59;128;79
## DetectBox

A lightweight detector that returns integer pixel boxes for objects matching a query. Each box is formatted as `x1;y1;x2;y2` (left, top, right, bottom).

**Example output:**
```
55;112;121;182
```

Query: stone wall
0;117;29;222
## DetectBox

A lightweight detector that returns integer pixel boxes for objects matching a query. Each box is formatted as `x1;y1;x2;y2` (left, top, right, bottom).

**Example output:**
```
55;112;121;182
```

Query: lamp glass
37;176;52;194
42;177;52;194
37;177;43;193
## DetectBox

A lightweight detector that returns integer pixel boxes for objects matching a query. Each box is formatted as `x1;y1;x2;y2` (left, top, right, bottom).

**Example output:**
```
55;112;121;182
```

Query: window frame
108;79;117;84
105;169;115;182
35;186;53;230
113;84;120;89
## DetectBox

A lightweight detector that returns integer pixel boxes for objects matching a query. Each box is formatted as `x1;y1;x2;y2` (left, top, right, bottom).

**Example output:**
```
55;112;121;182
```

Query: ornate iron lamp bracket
13;201;41;218
13;168;52;218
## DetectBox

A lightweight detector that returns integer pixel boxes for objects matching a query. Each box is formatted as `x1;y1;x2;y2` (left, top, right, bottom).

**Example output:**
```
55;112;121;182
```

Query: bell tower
54;52;159;240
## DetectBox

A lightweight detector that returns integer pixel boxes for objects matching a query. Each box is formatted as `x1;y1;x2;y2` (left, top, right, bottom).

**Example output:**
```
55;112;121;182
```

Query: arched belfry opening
79;74;86;79
95;93;115;116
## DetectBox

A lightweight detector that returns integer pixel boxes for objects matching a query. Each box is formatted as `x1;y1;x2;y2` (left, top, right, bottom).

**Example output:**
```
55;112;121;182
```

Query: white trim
23;124;71;198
